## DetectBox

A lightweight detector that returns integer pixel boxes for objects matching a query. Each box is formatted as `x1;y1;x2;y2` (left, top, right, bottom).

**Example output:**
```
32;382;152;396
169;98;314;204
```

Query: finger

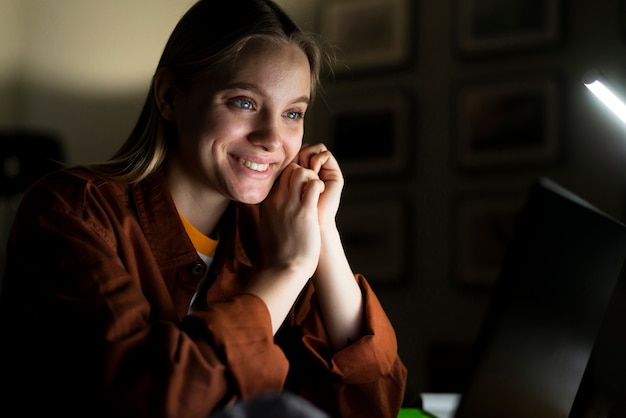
299;143;329;171
308;150;333;174
308;147;341;177
301;178;325;207
283;163;321;204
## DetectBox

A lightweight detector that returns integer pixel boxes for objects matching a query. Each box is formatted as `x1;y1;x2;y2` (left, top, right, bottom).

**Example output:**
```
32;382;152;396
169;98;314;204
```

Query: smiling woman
0;1;407;418
156;37;312;207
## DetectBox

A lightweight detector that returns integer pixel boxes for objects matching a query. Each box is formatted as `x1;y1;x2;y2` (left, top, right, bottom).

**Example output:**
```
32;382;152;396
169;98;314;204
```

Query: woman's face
166;38;312;205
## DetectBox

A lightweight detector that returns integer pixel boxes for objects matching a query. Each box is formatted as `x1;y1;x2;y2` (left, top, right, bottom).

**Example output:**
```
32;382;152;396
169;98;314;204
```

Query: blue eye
232;98;254;110
285;111;305;120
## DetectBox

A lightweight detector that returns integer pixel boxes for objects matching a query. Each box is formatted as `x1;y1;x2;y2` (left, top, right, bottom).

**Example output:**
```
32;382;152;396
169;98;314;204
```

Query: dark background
2;0;626;410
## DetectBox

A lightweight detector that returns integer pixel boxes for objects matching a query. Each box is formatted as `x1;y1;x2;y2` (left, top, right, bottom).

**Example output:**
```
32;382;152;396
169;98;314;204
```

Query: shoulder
17;166;131;219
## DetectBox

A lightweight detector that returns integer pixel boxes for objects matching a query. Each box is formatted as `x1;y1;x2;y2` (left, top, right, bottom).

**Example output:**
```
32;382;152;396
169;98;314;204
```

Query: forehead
224;39;311;93
182;38;312;103
236;39;309;73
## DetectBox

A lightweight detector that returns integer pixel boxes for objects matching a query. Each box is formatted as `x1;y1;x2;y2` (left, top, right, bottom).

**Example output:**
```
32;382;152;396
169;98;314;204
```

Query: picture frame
337;198;409;286
320;0;412;75
453;195;524;286
453;74;561;170
454;0;562;56
325;91;412;178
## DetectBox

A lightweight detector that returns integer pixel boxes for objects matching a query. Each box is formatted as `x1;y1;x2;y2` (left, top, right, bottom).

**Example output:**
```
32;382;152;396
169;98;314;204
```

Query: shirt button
190;263;204;275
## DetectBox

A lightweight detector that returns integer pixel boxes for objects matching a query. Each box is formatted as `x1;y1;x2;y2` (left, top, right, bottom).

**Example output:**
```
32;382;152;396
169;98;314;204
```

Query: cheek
273;142;301;177
284;134;303;163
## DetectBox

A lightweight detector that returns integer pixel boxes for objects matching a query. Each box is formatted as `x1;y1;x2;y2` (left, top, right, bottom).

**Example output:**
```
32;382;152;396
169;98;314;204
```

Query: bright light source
583;68;626;124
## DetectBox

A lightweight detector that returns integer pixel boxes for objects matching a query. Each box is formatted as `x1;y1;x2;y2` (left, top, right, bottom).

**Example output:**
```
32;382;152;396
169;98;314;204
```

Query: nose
249;112;282;151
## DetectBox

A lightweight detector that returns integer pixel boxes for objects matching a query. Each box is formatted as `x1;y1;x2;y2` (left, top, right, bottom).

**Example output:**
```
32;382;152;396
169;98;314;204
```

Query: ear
154;68;178;122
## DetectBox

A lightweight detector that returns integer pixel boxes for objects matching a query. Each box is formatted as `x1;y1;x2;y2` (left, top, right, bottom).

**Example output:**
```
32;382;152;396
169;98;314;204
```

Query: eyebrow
224;82;310;105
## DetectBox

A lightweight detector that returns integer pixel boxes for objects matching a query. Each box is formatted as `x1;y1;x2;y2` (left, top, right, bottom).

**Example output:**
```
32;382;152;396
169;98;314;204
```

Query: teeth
239;158;269;172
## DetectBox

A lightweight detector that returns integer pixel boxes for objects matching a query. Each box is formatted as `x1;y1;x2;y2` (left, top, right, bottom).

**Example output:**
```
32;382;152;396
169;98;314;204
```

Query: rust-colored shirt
0;167;407;418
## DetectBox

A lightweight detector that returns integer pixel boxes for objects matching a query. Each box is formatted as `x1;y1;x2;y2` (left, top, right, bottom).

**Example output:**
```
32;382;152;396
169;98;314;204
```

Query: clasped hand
259;143;343;281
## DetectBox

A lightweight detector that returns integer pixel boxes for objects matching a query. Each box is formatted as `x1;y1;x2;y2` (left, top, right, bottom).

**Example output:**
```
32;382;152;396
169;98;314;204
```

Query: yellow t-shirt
179;212;218;313
178;212;218;258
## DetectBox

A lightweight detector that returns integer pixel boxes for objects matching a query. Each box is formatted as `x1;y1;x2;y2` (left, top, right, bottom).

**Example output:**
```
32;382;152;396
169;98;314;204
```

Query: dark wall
307;0;626;407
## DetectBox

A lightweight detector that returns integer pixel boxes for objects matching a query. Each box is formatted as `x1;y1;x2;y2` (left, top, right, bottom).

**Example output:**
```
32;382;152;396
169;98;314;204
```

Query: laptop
451;178;626;418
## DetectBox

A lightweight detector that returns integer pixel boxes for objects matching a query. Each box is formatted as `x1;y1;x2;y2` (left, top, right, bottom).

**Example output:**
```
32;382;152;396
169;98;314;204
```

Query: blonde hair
87;0;324;183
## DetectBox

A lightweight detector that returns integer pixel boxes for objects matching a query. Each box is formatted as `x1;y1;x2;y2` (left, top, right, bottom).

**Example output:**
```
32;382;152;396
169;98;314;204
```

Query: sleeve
0;178;289;418
279;275;408;418
183;294;290;396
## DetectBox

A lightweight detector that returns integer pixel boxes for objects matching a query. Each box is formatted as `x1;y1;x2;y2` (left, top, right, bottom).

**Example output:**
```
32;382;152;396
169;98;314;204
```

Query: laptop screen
454;178;626;418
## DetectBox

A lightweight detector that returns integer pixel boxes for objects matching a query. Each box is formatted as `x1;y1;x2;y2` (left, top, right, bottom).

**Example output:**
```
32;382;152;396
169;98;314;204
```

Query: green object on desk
398;408;438;418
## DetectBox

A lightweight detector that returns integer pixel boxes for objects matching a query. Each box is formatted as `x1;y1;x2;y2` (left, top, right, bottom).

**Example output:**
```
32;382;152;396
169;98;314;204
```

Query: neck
179;199;230;238
165;166;230;237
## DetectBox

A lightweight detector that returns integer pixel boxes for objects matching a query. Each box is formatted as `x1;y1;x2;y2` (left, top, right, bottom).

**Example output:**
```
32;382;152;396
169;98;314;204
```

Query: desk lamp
583;68;626;123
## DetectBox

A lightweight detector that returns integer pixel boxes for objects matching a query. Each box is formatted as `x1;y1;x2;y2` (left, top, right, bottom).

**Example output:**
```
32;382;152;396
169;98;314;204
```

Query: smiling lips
238;157;269;172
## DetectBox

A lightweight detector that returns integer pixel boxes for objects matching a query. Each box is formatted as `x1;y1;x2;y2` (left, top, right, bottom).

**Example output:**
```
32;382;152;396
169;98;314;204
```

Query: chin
233;190;270;205
237;197;265;205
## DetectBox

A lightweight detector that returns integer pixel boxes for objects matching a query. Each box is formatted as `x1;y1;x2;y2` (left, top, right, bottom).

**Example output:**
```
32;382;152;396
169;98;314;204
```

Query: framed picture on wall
337;198;409;286
453;74;561;170
320;0;412;74
453;195;524;286
454;0;562;56
326;91;412;178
